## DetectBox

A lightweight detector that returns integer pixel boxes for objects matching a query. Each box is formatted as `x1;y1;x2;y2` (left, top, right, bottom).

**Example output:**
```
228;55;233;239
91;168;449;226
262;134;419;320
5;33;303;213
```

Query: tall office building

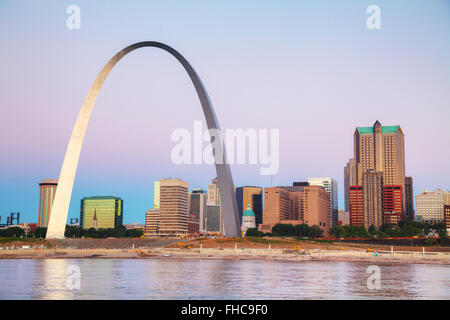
354;121;405;189
383;185;403;224
154;181;160;208
349;185;363;226
362;170;384;229
38;179;58;227
189;189;207;232
235;186;262;226
80;196;123;229
207;177;220;205
144;208;160;236
416;189;450;223
207;177;228;234
260;184;330;236
346;121;407;227
404;177;414;221
307;178;338;227
206;205;221;233
344;159;357;212
158;179;189;236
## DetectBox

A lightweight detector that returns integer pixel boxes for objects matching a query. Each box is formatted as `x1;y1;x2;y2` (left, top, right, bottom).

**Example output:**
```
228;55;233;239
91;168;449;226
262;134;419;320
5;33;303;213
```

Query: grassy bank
0;237;52;247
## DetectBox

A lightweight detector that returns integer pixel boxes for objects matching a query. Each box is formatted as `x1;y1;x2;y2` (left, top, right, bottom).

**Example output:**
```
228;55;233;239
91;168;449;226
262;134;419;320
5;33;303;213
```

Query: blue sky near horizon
0;0;449;224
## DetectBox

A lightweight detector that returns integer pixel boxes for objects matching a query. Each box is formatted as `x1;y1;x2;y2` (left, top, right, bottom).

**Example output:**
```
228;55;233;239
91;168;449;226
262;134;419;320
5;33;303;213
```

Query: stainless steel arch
46;41;241;238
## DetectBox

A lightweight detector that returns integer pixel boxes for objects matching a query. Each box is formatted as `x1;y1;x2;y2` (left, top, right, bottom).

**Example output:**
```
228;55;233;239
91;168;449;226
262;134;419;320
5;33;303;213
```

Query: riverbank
1;247;449;265
1;237;449;265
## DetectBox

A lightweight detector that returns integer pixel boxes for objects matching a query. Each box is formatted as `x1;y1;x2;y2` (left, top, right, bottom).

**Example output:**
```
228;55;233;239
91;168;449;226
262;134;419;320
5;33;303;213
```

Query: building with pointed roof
347;121;407;227
92;208;98;230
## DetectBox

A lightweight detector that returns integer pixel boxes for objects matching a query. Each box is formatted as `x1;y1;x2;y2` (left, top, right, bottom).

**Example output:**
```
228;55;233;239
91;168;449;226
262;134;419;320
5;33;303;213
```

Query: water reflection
0;259;448;300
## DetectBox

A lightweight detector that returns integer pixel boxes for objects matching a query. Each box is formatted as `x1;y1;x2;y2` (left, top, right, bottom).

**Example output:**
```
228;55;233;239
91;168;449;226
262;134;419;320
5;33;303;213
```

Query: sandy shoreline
1;248;449;265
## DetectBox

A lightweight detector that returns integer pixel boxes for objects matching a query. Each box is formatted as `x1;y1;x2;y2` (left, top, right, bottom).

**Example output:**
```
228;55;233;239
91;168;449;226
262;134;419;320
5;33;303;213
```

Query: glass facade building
80;196;123;229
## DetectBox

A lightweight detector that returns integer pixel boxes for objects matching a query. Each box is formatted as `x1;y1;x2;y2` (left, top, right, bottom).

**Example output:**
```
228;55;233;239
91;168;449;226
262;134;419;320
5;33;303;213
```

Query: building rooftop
243;202;255;217
39;179;58;185
82;196;123;200
356;125;400;134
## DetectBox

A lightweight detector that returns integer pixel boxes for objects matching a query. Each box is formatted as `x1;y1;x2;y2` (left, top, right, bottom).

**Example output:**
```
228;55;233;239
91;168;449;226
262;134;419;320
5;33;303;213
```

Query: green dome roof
243;202;255;217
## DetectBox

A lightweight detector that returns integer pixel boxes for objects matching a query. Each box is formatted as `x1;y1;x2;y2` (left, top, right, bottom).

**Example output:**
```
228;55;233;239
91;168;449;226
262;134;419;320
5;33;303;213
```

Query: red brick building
383;185;403;224
349;186;363;226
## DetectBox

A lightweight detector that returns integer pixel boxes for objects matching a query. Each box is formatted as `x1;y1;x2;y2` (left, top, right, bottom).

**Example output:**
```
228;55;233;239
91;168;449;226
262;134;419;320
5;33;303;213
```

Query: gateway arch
46;41;241;238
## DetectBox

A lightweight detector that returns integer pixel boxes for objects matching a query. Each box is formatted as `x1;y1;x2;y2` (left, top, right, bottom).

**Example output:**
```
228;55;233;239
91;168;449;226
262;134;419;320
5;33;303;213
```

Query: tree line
0;225;143;239
245;223;324;238
330;221;448;239
244;221;448;240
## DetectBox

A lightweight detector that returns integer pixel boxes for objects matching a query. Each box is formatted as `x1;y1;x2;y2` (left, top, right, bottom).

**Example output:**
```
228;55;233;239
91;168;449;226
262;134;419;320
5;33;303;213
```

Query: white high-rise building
308;178;338;227
416;188;450;223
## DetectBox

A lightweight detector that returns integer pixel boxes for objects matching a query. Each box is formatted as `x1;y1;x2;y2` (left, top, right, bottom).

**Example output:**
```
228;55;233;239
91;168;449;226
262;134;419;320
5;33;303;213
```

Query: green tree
113;226;127;238
0;227;25;237
33;227;47;238
271;224;295;237
65;225;83;238
308;225;324;238
294;224;309;237
126;229;144;238
438;229;448;240
245;228;264;237
368;225;377;236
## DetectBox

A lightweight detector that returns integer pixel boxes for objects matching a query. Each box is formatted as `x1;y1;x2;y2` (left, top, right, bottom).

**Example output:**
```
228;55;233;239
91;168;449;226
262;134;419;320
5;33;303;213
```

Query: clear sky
0;0;449;224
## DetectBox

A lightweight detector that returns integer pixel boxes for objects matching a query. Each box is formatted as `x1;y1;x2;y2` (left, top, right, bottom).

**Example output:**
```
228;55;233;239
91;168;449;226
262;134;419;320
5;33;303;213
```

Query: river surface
0;259;448;299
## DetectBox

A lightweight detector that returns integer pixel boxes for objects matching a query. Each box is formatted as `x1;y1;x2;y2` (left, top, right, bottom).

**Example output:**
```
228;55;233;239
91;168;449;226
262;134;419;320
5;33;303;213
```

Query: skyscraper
383;185;403;224
80;196;123;229
404;177;415;221
307;178;338;227
206;205;221;233
38;179;58;227
189;189;207;232
349;186;363;226
207;177;220;205
346;121;408;227
344;159;357;212
235;186;262;226
354;121;405;188
207;177;226;233
158;179;189;236
362;170;384;229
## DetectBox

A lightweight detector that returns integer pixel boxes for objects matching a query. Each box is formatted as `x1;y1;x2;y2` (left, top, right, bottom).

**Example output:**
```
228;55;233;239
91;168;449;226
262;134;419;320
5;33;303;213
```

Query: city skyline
1;1;449;224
